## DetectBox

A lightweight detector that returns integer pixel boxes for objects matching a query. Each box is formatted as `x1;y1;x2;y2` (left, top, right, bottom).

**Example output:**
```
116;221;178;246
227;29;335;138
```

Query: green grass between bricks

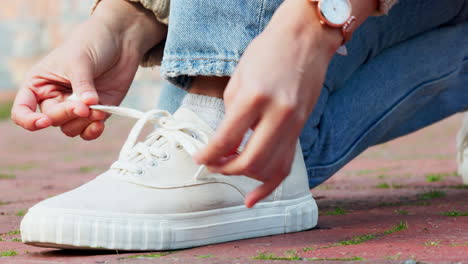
418;190;446;200
440;211;468;217
375;183;404;189
308;257;365;261
196;254;214;259
322;207;347;216
79;166;99;173
0;173;16;180
253;251;364;261
425;172;458;183
0;229;21;243
395;209;409;215
253;251;302;261
15;210;26;217
125;252;172;259
450;184;468;189
0;101;13;121
1;230;20;236
0;250;17;257
303;221;409;252
334;221;408;246
7;230;20;236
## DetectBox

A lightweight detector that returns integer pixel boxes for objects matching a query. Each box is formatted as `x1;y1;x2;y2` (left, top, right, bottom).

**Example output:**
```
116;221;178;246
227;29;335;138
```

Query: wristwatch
309;0;356;55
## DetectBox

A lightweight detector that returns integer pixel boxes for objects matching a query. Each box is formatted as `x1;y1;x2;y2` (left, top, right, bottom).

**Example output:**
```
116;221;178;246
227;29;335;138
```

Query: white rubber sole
21;195;317;250
458;156;468;185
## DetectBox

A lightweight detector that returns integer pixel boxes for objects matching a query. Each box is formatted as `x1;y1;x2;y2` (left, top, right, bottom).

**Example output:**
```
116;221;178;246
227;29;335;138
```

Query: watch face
319;0;352;26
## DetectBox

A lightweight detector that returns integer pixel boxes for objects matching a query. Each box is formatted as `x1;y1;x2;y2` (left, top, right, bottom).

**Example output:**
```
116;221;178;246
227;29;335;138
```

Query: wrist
92;0;165;55
272;0;344;60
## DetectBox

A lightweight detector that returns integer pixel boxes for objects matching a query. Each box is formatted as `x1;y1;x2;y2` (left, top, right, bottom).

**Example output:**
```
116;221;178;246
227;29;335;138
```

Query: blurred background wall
0;0;162;109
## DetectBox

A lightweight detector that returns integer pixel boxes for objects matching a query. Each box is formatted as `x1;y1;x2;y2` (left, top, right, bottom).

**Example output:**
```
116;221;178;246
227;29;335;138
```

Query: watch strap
341;15;357;45
309;0;356;55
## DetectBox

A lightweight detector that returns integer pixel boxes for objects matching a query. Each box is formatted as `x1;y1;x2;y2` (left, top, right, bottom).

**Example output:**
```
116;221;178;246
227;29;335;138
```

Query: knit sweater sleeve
91;0;170;24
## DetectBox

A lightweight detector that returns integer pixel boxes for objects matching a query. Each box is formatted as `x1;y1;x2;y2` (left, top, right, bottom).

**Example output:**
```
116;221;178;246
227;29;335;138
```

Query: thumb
69;59;99;105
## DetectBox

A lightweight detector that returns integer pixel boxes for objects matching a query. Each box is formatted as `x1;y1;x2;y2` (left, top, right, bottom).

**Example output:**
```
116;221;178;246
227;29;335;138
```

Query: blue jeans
158;0;468;188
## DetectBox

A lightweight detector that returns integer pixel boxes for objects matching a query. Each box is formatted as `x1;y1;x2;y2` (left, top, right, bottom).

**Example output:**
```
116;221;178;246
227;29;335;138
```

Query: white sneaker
456;113;468;185
21;105;317;250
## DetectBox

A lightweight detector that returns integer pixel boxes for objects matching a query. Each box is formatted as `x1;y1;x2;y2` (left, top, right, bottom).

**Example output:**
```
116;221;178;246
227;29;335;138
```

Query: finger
40;99;90;126
11;87;51;130
252;134;297;183
255;138;297;184
206;154;239;173
68;95;106;120
263;134;297;176
69;58;99;105
244;152;292;208
245;178;283;208
61;117;92;138
194;98;261;166
215;108;296;177
81;121;105;141
244;138;298;208
89;109;108;121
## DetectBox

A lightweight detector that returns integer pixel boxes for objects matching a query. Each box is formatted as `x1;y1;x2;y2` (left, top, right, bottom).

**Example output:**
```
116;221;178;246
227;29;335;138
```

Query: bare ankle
190;76;229;99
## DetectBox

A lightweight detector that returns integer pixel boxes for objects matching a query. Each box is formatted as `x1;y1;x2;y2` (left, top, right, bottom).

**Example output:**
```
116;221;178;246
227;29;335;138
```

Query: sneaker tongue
173;107;215;135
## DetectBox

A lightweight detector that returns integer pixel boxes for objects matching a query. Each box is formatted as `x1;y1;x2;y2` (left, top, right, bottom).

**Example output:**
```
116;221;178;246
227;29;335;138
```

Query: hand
195;0;343;207
11;0;166;140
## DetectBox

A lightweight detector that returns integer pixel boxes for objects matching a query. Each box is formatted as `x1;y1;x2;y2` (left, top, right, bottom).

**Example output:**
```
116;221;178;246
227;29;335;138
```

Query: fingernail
67;94;79;102
35;117;49;128
73;107;81;116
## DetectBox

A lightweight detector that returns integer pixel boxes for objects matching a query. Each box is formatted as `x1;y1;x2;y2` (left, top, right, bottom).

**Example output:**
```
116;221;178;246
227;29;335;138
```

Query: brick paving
0;113;466;264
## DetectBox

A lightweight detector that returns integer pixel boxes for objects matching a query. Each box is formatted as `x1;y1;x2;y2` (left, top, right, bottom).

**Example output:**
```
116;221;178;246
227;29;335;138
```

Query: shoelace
90;105;209;179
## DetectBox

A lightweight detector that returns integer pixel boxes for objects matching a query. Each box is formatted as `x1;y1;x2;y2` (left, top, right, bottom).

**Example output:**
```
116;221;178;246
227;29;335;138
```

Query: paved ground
0;110;466;264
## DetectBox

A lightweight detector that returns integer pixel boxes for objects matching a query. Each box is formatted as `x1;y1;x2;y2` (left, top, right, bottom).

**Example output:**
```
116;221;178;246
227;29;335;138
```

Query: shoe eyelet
159;152;170;161
136;168;145;176
191;132;198;139
147;161;157;167
176;144;183;150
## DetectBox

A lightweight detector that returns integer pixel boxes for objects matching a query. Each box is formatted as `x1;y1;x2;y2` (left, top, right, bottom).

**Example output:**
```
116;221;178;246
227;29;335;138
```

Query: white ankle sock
181;94;225;130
